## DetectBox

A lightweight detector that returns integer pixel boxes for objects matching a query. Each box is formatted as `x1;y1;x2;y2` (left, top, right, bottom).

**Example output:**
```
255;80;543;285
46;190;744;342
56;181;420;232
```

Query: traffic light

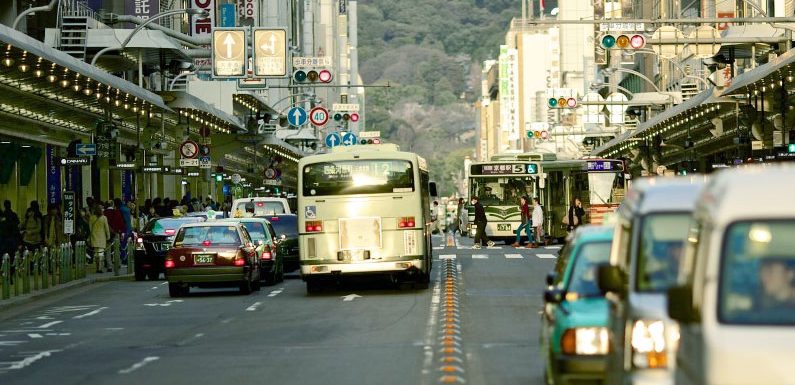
333;112;357;122
333;113;343;122
788;143;795;153
601;33;645;49
547;97;577;109
349;113;360;122
215;173;223;182
293;69;333;83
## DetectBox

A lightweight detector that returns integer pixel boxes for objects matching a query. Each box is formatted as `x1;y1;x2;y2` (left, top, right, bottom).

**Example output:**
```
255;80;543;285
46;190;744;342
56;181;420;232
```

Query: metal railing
1;236;135;301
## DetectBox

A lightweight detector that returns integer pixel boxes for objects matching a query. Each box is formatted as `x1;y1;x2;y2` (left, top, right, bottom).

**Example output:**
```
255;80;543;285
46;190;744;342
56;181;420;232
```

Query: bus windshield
469;177;535;206
302;159;414;196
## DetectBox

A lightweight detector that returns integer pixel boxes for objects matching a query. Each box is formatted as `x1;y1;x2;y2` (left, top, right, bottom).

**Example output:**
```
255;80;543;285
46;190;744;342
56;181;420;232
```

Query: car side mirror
597;263;626;295
429;182;438;197
544;288;564;304
280;234;287;241
546;271;556;286
668;285;699;323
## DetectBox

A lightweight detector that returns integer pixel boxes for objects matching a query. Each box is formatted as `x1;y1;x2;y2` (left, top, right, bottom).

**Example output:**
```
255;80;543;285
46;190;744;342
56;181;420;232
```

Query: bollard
66;243;74;282
32;249;40;292
59;244;67;283
49;247;57;286
79;241;86;278
42;247;49;290
126;237;135;275
113;238;120;277
22;250;30;294
13;250;21;297
2;253;9;300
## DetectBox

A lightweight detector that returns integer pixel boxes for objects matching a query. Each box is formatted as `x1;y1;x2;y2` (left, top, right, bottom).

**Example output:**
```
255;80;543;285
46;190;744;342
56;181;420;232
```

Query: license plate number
194;254;214;265
497;224;512;231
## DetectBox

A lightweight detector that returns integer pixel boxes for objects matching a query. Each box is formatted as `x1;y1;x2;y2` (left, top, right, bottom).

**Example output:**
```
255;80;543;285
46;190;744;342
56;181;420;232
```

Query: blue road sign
75;143;96;156
342;132;358;146
287;107;308;127
325;132;342;148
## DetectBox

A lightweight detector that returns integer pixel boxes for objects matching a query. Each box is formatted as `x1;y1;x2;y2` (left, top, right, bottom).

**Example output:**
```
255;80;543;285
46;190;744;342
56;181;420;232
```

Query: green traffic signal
601;35;616;49
294;70;307;82
789;143;795;153
333;113;343;121
548;98;558;108
215;174;222;182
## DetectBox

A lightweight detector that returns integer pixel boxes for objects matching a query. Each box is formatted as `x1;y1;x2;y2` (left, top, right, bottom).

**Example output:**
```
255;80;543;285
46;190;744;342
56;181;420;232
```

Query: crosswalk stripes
471;254;488;259
544;246;562;250
537;254;557;259
505;254;524;259
439;254;457;260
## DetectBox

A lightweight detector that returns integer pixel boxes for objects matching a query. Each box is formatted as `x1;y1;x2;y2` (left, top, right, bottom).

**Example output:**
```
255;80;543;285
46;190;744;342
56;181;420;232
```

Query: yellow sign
253;28;287;77
212;29;246;77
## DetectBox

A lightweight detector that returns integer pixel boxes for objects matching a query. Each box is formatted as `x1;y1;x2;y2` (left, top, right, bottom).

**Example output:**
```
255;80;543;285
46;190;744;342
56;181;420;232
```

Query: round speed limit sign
309;107;329;126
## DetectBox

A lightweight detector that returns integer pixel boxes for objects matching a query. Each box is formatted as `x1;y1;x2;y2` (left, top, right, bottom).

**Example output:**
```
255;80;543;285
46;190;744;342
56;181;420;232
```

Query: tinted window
719;221;795;325
241;222;268;242
566;241;612;298
144;217;204;235
235;201;285;216
268;215;298;237
635;214;691;292
174;226;242;246
302;160;414;196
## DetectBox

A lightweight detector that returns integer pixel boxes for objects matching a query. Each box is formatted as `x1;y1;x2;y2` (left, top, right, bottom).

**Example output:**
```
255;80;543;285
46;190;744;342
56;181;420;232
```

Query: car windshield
144;217;204;235
174;226;242;246
719;220;795;325
240;222;268;243
235;201;286;216
566;241;612;298
635;213;691;292
267;216;298;237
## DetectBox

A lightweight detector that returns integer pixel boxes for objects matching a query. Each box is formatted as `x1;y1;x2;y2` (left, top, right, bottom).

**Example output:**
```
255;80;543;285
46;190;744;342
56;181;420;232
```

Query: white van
231;197;291;217
668;165;795;385
598;177;705;385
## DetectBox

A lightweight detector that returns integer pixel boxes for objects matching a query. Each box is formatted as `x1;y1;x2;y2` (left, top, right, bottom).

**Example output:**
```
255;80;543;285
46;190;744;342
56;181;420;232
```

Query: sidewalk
0;267;134;314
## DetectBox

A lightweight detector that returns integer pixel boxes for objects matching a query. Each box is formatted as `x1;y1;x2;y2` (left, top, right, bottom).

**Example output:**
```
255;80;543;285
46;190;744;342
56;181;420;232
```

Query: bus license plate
194;254;215;265
497;224;512;232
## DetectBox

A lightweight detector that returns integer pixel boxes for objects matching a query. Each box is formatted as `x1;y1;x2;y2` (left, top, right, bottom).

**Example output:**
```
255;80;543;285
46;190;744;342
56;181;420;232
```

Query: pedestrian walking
565;197;585;232
19;201;43;252
471;196;494;249
43;203;63;249
0;200;20;258
530;197;545;248
512;196;533;248
117;198;132;264
89;205;111;273
431;201;441;234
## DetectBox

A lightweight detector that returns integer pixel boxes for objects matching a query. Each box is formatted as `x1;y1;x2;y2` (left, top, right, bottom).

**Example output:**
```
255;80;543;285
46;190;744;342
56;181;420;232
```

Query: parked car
231;197;291;217
262;214;299;271
134;216;205;281
668;165;795;385
165;222;261;297
541;225;614;385
597;177;705;385
224;217;284;285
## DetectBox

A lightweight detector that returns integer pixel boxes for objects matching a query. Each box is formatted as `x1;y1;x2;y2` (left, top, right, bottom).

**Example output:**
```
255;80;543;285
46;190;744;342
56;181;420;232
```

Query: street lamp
91;8;209;66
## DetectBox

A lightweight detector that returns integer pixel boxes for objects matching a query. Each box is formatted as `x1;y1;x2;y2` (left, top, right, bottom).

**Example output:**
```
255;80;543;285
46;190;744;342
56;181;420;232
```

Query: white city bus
297;143;435;293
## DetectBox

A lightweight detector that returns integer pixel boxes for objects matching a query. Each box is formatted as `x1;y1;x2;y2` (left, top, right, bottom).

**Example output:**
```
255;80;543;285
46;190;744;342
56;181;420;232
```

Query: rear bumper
134;250;166;268
553;354;607;382
166;266;248;284
300;258;424;277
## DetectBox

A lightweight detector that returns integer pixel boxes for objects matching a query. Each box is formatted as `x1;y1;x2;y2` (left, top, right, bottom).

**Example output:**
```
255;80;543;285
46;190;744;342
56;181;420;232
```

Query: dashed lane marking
118;356;159;374
537;253;557;259
471;254;488;259
38;321;62;329
505;254;524;259
73;307;108;319
439;254;456;260
27;334;42;339
246;302;263;311
268;288;284;297
433;246;445;250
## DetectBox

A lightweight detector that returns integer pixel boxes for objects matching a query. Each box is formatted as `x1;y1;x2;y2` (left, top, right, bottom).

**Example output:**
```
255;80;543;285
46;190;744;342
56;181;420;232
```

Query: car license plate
194;254;215;265
497;224;512;231
160;242;171;250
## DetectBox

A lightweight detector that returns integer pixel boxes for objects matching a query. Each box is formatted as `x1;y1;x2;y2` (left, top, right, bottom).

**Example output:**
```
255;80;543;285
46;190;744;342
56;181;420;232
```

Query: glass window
268;215;298;238
635;214;691;292
469;176;536;207
302;160;414;196
174;226;242;246
240;222;267;243
236;201;285;216
719;221;795;325
144;217;204;235
566;241;612;298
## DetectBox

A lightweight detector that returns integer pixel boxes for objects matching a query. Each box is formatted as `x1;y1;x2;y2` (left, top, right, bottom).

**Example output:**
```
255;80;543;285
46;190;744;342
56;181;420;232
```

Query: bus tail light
306;221;322;232
398;217;416;228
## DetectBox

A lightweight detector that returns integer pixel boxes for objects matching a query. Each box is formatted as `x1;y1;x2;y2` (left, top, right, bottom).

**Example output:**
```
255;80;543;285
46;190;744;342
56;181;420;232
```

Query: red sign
717;12;734;31
309;107;329;126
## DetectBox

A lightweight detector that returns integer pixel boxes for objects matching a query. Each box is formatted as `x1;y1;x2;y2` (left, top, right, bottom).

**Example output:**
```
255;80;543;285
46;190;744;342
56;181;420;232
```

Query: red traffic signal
349;113;359;122
318;69;332;83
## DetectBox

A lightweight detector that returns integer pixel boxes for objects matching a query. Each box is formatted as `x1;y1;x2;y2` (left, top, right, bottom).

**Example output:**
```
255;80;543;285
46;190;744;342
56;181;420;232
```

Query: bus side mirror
597;263;626;296
668;285;699;323
429;182;438;197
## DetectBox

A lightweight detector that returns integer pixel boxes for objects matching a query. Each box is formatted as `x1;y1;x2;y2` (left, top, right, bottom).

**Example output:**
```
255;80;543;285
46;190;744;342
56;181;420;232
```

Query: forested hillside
358;0;518;195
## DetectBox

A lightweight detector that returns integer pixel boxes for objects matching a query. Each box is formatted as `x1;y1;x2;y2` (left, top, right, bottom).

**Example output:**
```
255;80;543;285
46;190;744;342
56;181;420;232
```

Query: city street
0;235;557;385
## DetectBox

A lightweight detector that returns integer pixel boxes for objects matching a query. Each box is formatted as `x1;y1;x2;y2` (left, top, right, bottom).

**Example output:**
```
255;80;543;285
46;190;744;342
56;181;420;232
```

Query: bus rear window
302;160;414;196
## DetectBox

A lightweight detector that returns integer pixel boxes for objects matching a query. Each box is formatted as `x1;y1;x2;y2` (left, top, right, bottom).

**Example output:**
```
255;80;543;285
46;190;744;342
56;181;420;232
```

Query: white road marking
27;334;42;339
38;321;62;329
0;341;25;346
176;333;204;346
421;268;442;376
471;254;488;259
160;282;168;285
44;333;70;336
439;254;456;260
486;246;502;250
341;294;361;302
42;305;96;314
220;318;235;324
150;286;159;290
6;350;61;370
246;302;262;311
267;288;283;297
545;246;562;250
73;307;108;319
118;356;159;374
537;253;557;259
505;254;524;259
432;246;444;250
35;316;53;320
143;300;183;307
105;328;124;331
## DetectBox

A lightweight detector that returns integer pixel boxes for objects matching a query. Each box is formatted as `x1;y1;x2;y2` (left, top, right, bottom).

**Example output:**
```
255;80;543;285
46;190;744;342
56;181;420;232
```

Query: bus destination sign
586;160;624;172
471;163;539;176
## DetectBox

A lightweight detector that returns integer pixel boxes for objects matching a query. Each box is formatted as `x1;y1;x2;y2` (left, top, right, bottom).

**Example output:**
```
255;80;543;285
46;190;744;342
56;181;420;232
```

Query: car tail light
306;221;322;232
398;216;416;228
164;229;176;236
233;258;246;266
256;202;264;207
270;217;280;222
202;240;212;246
165;259;176;268
135;237;145;250
261;249;273;260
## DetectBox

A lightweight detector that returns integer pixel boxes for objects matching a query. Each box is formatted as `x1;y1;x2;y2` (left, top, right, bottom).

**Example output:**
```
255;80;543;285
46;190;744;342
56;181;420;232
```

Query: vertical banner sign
236;0;257;25
125;0;160;20
121;170;133;202
191;0;215;70
220;3;236;27
45;145;61;205
63;191;75;235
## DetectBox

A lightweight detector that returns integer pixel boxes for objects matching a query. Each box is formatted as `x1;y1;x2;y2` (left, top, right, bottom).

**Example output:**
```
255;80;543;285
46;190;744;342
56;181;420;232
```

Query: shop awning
159;91;244;132
721;48;795;96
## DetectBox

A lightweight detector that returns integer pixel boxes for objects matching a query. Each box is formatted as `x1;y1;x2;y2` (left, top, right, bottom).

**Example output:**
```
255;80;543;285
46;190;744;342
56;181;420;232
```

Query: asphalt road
0;234;558;385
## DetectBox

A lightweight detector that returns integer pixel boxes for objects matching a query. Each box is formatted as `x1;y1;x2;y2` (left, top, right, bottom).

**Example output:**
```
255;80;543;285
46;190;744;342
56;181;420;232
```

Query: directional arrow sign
75;143;96;157
325;132;341;148
212;28;246;78
341;294;361;302
253;28;287;77
342;132;357;146
287;107;308;127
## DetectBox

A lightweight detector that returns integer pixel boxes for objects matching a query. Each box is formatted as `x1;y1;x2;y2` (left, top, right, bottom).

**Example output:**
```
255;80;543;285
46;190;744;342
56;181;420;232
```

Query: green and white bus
297;143;435;292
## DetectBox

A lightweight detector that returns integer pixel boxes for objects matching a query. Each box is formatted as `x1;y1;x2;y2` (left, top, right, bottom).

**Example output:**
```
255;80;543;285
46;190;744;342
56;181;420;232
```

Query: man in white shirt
531;197;544;248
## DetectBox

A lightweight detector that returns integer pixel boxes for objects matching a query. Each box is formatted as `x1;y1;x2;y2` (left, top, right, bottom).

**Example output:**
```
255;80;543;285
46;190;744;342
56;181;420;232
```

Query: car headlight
561;327;609;355
630;320;667;369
